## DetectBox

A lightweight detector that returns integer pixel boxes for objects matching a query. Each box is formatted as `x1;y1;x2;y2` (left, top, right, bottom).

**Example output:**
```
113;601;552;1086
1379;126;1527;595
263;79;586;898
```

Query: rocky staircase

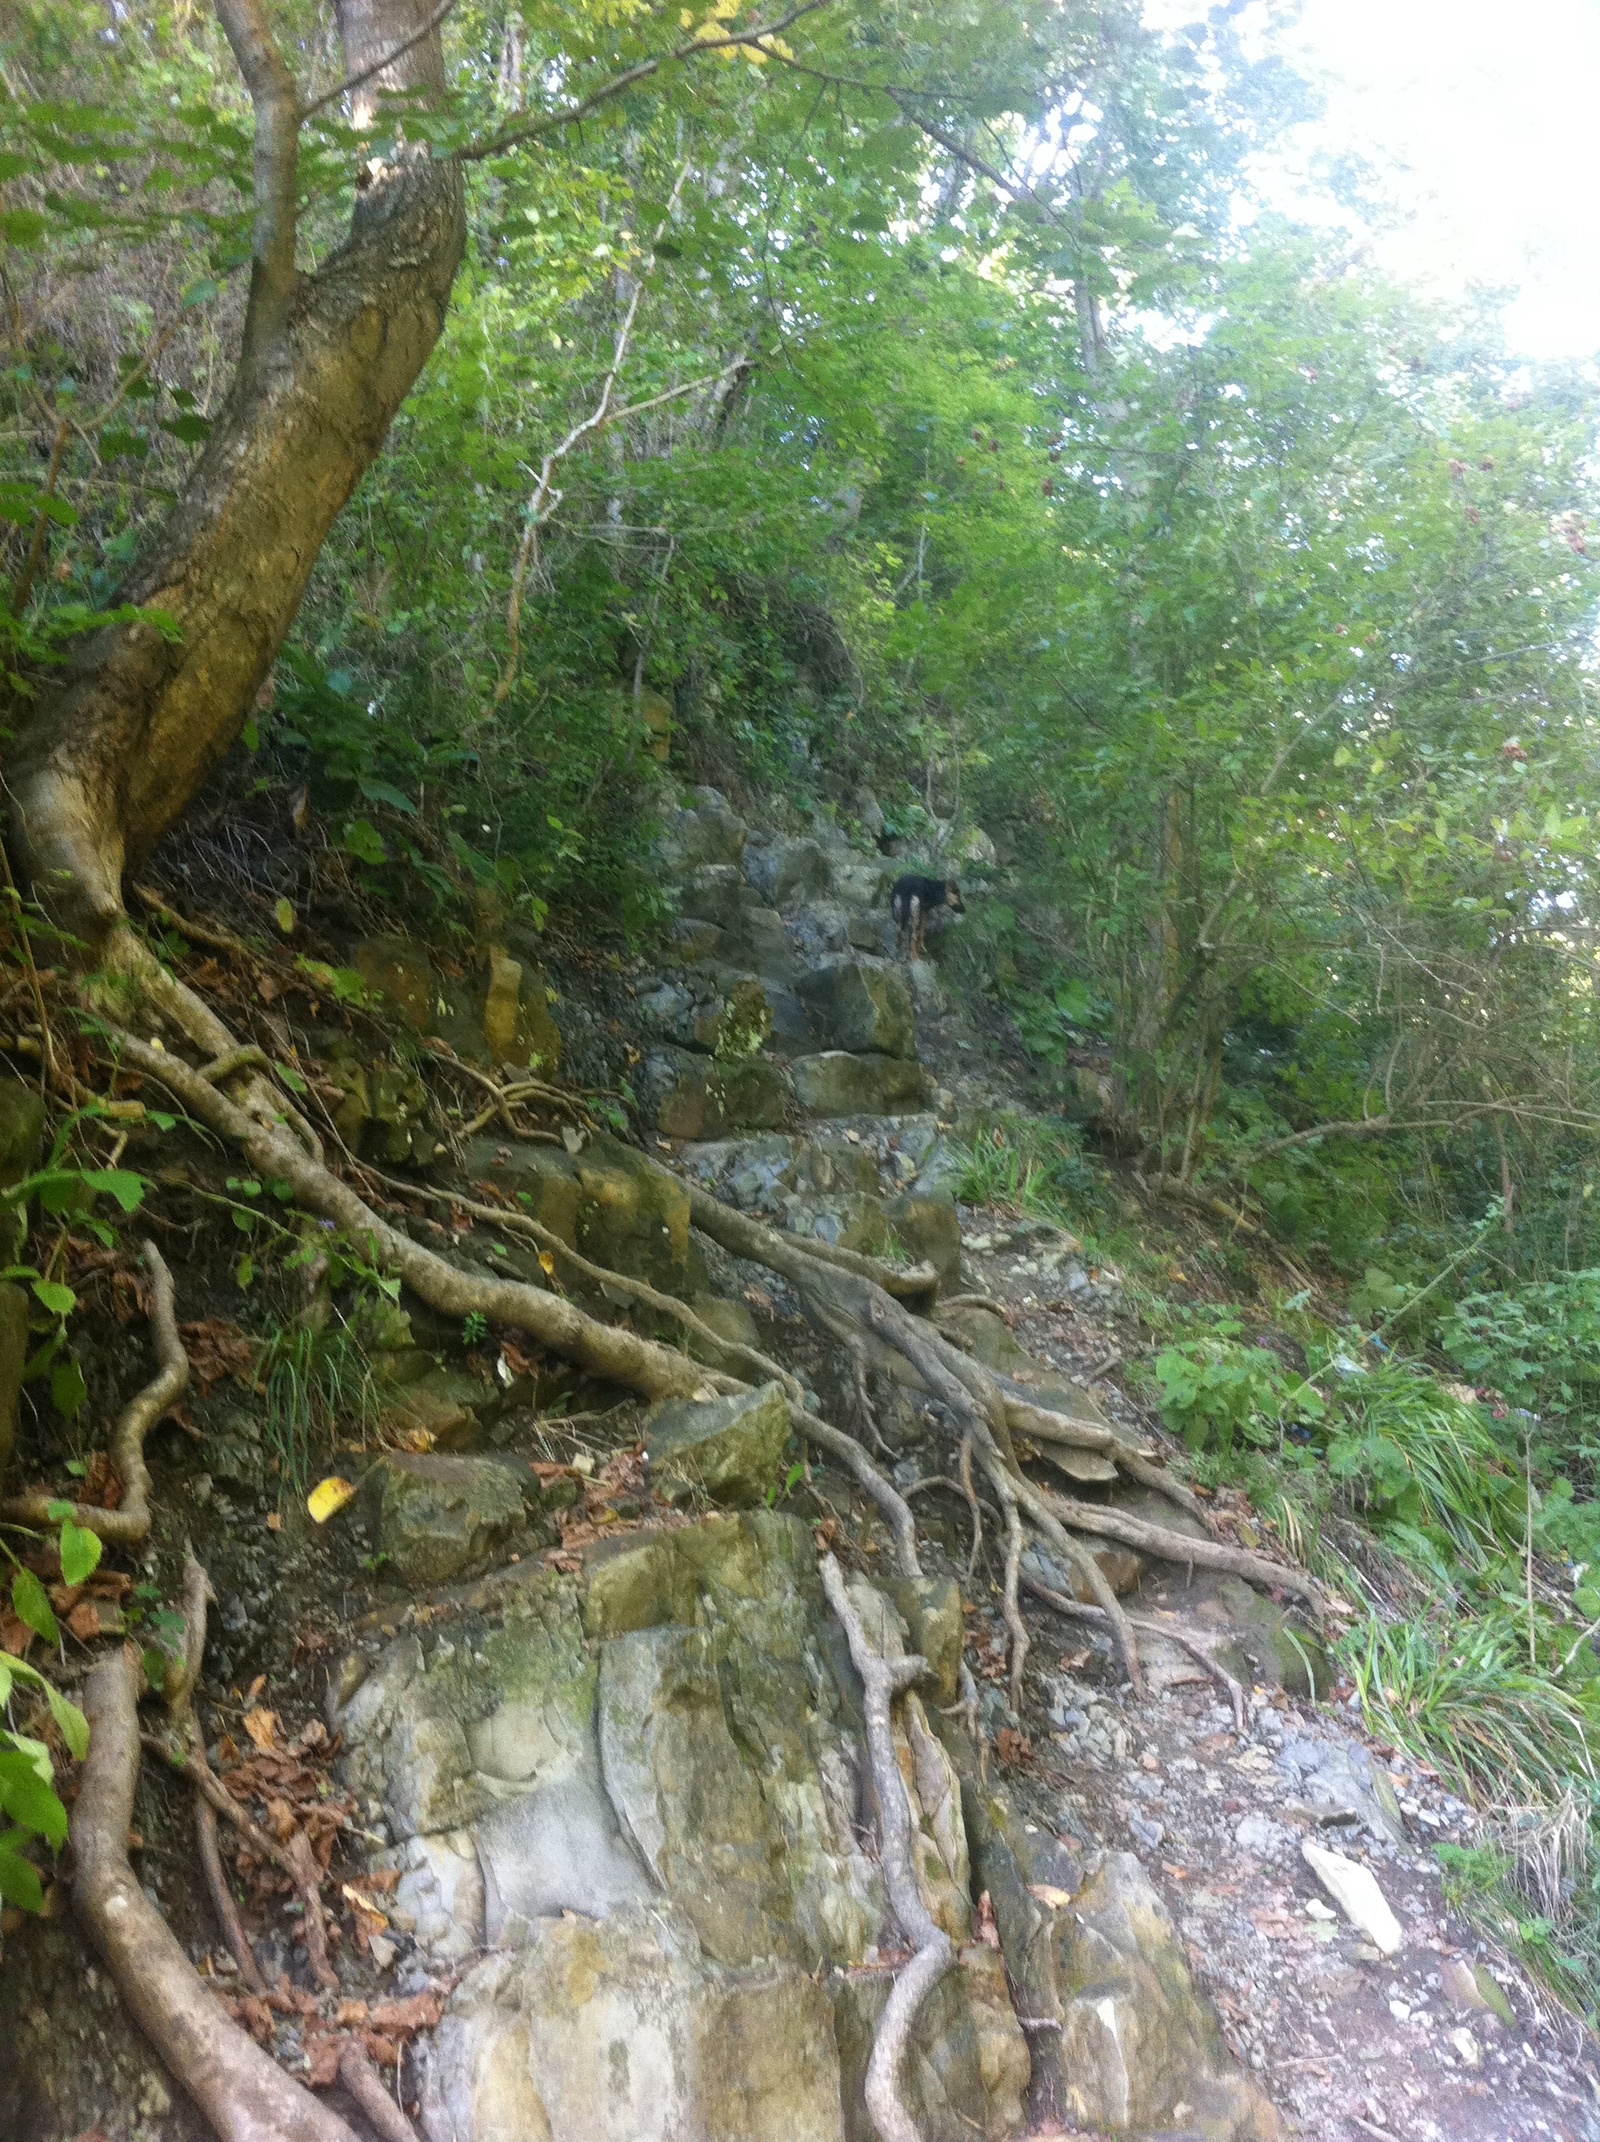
633;786;961;1282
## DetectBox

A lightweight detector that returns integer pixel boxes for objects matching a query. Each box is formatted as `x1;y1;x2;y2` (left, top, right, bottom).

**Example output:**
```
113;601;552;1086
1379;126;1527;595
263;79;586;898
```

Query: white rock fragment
1448;2025;1482;2069
1301;1840;1404;1956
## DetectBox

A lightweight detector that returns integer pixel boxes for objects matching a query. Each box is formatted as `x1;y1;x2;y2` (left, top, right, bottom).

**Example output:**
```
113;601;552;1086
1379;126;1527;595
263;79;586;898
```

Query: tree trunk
9;0;465;947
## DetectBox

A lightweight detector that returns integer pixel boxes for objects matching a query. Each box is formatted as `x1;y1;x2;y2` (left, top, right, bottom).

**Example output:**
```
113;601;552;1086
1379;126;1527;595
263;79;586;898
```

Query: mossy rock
795;958;916;1060
473;1130;703;1297
646;1381;791;1507
790;1052;933;1119
644;1047;790;1140
881;1189;962;1289
364;1452;527;1585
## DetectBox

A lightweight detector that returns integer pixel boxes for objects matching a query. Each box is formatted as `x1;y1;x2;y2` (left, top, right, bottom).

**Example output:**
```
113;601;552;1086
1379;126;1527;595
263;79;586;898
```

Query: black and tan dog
890;872;964;957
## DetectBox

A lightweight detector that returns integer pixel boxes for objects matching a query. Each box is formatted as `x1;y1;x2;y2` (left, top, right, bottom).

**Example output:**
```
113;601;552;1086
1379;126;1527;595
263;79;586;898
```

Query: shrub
1151;1319;1323;1456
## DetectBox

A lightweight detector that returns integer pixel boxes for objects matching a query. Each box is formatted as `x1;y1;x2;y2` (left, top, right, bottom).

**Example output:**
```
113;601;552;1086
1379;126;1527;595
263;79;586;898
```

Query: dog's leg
911;895;925;959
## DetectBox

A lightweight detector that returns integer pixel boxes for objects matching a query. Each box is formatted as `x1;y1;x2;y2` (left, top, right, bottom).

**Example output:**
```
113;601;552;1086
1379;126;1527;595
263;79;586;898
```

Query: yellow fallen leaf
537;1250;556;1277
1028;1883;1075;1911
242;1705;280;1752
308;1475;357;1524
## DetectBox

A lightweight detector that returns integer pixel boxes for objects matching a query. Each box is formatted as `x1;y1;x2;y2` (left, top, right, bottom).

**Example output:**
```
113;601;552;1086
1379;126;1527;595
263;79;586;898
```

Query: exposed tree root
857;1285;1145;1693
89;977;1316;1715
142;1734;339;1986
361;1161;803;1398
74;1649;361;2142
1021;1572;1249;1732
107;925;323;1158
999;1491;1029;1715
677;1172;941;1301
1109;1446;1214;1527
821;1552;952;2142
958;1429;983;1579
336;2039;419;2142
998;1391;1117;1452
1035;1487;1325;1623
107;1031;731;1405
148;1561;339;1998
3;1238;189;1540
797;1408;921;1578
160;1548;266;1992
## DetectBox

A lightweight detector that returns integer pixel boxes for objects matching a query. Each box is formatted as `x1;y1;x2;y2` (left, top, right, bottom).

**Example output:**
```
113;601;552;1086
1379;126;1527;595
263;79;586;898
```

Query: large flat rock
791;1052;933;1118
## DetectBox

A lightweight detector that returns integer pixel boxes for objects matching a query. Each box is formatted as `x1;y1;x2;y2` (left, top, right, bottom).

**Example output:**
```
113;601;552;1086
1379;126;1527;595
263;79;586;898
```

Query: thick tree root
3;1238;189;1541
363;1161;804;1397
159;1548;267;1991
1021;1572;1248;1732
106;926;323;1158
336;2040;419;2142
799;1409;921;1577
74;1649;360;2142
1036;1488;1325;1623
144;1736;339;1986
821;1553;952;2142
107;1027;923;1580
109;1032;729;1405
676;1171;941;1301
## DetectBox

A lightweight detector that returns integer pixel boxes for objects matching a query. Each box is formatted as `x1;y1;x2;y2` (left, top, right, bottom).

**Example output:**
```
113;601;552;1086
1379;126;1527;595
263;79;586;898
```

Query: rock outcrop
325;1503;1277;2140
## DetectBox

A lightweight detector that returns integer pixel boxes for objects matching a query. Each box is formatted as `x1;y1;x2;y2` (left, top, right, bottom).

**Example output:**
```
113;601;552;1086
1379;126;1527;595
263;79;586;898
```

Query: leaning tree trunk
9;0;465;947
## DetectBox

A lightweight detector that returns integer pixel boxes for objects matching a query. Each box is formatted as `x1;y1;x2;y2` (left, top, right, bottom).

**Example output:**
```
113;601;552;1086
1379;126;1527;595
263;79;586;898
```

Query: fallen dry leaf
179;1318;261;1396
241;1706;280;1752
67;1597;123;1643
1027;1883;1075;1911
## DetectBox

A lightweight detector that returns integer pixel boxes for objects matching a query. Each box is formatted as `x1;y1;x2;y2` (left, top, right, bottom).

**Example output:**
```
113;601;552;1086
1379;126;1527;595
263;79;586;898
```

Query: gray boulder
646;1382;790;1508
364;1454;526;1587
791;1052;933;1119
744;835;832;907
642;1047;790;1141
795;958;916;1059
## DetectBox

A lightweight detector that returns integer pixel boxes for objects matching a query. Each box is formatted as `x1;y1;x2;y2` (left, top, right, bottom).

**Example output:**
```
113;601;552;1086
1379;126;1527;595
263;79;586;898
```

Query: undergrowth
950;1115;1100;1230
260;1321;378;1499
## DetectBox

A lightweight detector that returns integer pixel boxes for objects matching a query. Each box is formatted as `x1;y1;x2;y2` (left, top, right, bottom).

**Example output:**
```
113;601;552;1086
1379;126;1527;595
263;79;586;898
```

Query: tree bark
9;0;464;945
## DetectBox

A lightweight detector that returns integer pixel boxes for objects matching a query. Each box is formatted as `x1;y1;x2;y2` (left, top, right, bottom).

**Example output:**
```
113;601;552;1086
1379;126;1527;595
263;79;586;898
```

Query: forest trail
4;782;1594;2142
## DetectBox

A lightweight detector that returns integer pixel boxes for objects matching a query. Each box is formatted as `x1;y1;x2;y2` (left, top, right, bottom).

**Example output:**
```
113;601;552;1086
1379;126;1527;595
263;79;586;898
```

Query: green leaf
356;778;418;817
79;1169;145;1213
180;275;220;309
273;1061;307;1094
0;208;48;246
241;713;260;752
274;897;295;934
0;1751;66;1846
30;1279;76;1317
0;1841;44;1912
57;1516;100;1589
235;1253;255;1289
159;412;212;445
342;817;388;866
11;1569;56;1644
43;1682;89;1762
50;1355;85;1420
